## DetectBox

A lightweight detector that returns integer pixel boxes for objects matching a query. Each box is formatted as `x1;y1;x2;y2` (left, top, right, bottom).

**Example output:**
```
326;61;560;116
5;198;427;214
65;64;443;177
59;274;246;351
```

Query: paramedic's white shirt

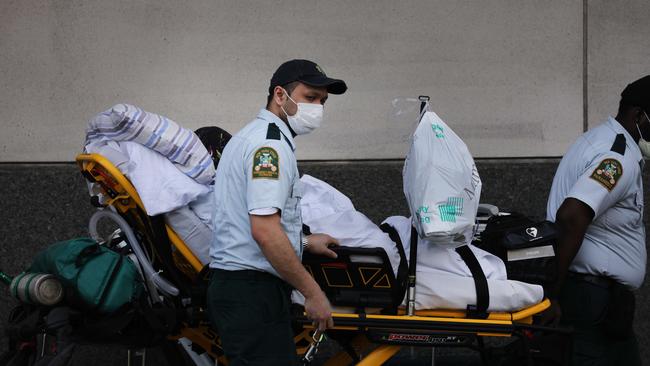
546;116;646;289
210;109;302;277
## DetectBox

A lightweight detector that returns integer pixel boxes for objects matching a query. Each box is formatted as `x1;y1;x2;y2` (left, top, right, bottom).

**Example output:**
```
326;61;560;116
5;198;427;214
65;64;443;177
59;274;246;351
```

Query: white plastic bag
403;110;482;245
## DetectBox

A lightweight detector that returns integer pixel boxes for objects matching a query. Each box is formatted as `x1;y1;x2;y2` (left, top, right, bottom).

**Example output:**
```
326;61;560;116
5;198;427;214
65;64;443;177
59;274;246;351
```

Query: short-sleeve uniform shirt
547;116;646;289
210;109;302;277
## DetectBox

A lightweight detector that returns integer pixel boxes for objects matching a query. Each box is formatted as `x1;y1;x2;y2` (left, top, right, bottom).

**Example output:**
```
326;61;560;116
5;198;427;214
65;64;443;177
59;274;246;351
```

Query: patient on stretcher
298;174;544;312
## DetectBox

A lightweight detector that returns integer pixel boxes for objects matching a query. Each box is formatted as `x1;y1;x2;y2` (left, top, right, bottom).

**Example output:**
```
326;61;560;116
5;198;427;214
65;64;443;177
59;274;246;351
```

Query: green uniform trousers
207;269;298;366
560;275;640;366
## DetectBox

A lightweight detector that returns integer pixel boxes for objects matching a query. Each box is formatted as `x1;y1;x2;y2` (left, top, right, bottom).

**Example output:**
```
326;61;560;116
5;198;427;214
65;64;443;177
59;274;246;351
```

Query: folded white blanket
85;104;215;185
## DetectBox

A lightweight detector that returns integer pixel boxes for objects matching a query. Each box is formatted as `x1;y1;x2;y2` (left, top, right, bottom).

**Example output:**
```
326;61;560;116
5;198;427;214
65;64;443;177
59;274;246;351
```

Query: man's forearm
251;215;322;298
551;198;594;299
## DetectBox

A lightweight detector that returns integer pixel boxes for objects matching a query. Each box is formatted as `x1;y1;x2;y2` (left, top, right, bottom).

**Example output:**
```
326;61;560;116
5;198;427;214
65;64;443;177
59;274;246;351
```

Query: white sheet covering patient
300;174;401;275
297;175;544;312
382;216;543;312
85;140;214;265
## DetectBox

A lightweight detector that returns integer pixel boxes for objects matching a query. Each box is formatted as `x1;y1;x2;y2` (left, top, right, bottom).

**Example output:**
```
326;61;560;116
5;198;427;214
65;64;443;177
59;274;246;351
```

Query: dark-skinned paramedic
545;75;650;366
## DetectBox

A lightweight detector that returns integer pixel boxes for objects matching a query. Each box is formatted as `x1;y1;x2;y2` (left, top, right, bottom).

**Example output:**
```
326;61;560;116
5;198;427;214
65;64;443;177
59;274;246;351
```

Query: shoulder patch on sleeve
589;158;623;191
252;147;280;179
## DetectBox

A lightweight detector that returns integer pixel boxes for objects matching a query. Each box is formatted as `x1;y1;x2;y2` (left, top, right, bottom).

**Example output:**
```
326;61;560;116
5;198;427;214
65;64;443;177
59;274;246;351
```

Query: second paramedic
208;59;347;365
545;75;649;365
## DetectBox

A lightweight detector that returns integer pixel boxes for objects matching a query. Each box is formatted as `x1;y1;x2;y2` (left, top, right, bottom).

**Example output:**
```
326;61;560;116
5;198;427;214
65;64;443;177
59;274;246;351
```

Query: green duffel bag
29;237;143;313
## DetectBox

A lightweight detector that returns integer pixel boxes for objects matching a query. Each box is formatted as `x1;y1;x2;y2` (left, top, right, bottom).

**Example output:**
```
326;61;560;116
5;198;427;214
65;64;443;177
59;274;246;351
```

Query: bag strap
75;243;102;267
455;245;490;319
379;223;409;308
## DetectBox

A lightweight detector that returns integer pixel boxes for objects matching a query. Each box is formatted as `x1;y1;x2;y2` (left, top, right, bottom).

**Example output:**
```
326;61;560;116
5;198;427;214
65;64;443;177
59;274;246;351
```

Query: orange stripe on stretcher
327;312;513;326
395;298;550;323
76;153;204;273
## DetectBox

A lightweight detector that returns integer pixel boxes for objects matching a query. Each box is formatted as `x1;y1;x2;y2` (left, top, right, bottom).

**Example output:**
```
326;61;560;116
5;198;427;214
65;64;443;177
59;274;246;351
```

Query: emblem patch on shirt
590;158;623;191
252;147;279;179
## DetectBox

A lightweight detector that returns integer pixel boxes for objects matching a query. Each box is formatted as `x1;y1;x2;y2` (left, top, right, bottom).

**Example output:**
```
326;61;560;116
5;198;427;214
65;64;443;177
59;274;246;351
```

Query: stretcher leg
323;333;373;366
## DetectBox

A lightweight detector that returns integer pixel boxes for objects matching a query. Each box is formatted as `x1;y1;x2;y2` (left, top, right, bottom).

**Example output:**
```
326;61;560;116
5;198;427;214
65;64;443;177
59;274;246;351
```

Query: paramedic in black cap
208;59;346;365
544;75;650;365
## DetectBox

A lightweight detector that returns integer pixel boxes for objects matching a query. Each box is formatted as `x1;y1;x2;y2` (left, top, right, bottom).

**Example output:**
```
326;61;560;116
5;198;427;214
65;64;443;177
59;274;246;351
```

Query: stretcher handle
418;95;430;121
407;226;418;316
408;95;428;316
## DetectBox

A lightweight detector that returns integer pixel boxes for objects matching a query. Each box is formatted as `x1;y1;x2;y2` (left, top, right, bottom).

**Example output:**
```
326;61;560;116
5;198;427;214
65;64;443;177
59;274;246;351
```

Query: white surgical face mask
636;111;650;158
280;91;323;135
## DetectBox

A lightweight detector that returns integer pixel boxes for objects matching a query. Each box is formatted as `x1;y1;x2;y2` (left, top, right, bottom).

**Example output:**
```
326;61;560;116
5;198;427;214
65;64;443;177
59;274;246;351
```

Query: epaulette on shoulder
265;122;295;151
266;123;281;140
610;133;626;155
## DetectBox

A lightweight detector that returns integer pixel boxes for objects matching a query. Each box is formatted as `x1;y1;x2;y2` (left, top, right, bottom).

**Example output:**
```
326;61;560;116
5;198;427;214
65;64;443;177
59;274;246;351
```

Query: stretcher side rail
76;154;206;283
295;299;551;340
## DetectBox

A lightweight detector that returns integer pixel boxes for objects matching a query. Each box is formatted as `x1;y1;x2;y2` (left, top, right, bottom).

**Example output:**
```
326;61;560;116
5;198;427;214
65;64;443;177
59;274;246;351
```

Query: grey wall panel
587;0;650;130
0;1;582;161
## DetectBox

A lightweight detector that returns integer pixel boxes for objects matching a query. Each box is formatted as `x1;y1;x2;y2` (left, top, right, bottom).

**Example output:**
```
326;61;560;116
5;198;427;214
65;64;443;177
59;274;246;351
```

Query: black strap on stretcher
407;226;419;315
380;225;420;315
455;245;490;319
379;223;409;309
379;224;490;318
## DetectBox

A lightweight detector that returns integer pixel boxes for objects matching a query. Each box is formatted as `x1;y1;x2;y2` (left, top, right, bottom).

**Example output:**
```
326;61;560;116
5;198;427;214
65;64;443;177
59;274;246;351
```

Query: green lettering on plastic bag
438;197;463;222
431;124;444;138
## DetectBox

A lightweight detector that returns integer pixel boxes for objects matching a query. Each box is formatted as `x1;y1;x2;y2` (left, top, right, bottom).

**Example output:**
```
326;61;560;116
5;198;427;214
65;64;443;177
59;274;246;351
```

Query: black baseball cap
621;75;650;112
269;59;347;95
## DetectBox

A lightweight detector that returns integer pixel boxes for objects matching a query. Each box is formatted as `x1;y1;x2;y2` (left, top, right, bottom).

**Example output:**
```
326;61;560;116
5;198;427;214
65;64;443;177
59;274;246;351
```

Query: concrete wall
587;1;650;130
0;0;592;161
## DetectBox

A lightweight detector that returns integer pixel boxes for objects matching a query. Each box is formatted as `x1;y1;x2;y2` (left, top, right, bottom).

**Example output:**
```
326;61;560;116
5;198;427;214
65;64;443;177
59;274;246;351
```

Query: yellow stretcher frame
76;152;553;365
76;154;203;275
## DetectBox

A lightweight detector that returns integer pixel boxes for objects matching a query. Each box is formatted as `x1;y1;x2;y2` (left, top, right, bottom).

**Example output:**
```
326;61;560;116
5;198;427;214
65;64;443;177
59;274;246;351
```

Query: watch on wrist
301;236;309;250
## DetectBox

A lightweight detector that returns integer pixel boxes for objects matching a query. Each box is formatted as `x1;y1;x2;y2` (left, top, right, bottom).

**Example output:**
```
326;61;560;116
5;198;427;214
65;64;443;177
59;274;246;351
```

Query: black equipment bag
477;213;558;286
301;223;409;312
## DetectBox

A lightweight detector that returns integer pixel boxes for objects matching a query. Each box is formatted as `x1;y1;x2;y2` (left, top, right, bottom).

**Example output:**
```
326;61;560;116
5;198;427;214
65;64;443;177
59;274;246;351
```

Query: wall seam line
583;0;589;132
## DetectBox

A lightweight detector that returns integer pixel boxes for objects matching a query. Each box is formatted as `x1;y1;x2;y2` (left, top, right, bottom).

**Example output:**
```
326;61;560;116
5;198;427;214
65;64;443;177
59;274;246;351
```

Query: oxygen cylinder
5;271;64;306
